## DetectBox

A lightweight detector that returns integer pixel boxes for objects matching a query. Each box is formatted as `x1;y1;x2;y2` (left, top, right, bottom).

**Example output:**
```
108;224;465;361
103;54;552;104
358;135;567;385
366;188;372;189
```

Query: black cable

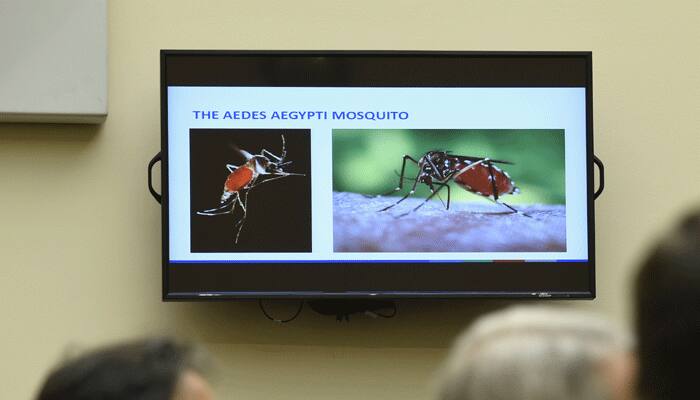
375;302;397;318
258;300;304;323
367;302;397;319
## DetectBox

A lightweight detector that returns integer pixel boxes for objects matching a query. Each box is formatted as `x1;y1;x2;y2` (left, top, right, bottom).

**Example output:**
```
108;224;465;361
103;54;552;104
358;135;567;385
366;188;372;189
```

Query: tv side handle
593;155;604;199
148;152;162;204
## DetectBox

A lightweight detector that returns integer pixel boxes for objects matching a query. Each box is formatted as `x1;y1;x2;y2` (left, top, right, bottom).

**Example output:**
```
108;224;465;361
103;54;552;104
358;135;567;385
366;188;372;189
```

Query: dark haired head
36;337;204;400
635;209;700;400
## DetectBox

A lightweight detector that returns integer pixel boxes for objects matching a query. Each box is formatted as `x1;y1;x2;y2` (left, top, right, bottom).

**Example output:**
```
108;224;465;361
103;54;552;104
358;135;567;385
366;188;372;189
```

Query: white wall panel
0;0;107;123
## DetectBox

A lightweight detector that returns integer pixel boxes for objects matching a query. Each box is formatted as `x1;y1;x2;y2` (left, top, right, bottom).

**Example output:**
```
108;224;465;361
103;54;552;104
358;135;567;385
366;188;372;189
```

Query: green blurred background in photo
332;129;565;205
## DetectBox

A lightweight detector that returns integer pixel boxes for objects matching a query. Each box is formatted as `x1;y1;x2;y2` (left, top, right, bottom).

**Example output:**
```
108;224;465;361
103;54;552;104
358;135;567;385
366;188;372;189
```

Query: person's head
634;209;699;400
36;337;214;400
436;306;634;400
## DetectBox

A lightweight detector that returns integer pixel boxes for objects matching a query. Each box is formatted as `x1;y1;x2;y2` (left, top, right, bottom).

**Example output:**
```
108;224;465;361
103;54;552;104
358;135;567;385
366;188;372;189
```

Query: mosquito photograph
190;129;311;253
332;129;567;253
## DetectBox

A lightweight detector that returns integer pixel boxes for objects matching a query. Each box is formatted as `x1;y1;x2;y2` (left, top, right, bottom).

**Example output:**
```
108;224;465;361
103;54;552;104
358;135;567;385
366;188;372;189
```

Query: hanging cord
258;300;304;323
364;302;397;319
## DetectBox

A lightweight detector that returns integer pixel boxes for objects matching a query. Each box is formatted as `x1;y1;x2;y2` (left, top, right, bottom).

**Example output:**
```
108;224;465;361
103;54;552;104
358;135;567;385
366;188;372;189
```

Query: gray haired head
436;306;631;400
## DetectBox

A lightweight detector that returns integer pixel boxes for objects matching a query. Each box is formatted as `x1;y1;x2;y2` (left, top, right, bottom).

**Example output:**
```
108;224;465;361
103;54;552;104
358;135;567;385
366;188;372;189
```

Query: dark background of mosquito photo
190;129;312;252
332;129;566;253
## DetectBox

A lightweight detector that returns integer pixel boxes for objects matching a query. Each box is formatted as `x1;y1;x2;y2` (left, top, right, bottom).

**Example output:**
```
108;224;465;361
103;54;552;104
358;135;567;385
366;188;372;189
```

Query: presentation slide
167;87;588;263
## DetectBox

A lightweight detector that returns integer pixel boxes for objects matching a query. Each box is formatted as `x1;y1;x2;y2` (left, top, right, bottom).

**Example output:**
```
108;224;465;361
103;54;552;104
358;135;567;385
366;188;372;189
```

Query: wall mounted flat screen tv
160;51;595;299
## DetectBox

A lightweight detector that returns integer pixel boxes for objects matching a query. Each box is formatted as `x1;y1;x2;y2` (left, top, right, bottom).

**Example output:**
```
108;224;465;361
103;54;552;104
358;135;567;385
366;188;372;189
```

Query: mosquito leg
258;171;305;177
428;181;451;210
429;182;447;209
394;170;416;180
279;135;287;161
261;149;283;161
502;201;532;218
425;180;452;211
397;181;449;217
233;191;249;243
435;172;454;210
197;207;234;216
486;160;500;202
378;169;422;212
481;161;531;217
257;136;287;165
236;191;247;214
435;181;451;210
248;172;304;189
197;198;236;215
248;174;286;188
435;191;446;209
378;155;420;197
491;199;532;218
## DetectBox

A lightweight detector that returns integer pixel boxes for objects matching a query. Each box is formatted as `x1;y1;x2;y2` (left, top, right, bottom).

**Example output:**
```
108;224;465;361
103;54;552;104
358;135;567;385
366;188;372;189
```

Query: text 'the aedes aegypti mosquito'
196;135;305;243
378;150;530;217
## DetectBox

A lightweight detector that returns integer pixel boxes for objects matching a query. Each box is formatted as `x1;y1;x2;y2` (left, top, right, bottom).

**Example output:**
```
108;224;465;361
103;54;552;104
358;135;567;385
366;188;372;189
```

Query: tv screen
160;51;595;299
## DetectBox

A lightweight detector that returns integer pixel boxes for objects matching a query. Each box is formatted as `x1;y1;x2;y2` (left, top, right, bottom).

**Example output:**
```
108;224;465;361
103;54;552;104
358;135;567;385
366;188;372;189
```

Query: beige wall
1;1;699;398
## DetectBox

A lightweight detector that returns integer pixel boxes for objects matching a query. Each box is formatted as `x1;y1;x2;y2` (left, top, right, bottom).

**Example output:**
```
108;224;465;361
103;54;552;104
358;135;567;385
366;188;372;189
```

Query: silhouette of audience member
635;209;699;400
36;337;214;400
436;306;634;400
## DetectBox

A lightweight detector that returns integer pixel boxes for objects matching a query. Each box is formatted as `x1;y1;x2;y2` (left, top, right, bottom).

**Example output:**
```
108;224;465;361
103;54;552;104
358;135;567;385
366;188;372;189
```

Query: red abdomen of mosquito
453;162;518;197
220;166;254;203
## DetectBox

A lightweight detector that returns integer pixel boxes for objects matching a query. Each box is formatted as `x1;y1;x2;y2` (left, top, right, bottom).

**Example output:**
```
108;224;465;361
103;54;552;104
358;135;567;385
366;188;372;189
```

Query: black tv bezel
160;50;595;301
